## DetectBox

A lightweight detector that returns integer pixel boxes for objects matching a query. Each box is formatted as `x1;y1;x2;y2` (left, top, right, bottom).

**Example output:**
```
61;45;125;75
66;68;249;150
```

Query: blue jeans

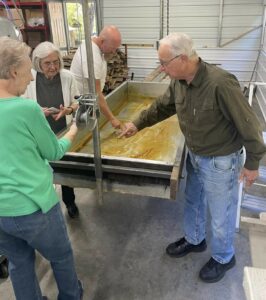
184;149;244;264
0;203;82;300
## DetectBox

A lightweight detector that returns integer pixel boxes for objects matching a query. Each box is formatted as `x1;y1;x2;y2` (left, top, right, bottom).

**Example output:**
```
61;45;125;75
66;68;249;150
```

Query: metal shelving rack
0;0;50;46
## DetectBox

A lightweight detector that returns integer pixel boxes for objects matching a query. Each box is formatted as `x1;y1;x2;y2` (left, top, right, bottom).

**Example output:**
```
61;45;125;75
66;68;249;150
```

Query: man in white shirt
70;25;123;129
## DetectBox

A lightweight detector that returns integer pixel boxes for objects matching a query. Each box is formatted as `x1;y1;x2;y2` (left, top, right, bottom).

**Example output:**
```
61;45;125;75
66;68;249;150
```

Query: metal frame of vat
50;81;185;200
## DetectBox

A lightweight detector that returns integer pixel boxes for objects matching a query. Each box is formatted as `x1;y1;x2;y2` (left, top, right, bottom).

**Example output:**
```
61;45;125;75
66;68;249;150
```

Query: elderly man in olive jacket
120;32;266;283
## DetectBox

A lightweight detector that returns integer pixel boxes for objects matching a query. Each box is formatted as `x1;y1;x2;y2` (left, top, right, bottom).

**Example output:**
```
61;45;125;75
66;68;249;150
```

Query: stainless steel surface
82;0;96;95
81;0;103;204
52;81;185;200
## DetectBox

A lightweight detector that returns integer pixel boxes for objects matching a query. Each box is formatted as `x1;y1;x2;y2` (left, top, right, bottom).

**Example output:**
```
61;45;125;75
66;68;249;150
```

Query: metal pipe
166;0;169;35
95;0;103;33
82;1;96;94
260;6;266;48
217;0;224;47
248;82;266;106
159;0;164;39
248;84;255;106
249;82;266;86
220;25;262;48
62;1;70;52
81;0;103;205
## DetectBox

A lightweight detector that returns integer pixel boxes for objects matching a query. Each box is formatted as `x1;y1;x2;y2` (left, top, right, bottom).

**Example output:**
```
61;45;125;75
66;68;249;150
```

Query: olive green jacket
133;60;266;170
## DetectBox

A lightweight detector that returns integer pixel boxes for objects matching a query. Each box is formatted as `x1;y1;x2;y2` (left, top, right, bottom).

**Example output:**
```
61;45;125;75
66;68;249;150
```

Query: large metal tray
51;81;185;200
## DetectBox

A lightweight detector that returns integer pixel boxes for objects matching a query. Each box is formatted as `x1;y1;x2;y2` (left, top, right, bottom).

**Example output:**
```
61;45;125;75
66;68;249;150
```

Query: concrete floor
0;184;251;300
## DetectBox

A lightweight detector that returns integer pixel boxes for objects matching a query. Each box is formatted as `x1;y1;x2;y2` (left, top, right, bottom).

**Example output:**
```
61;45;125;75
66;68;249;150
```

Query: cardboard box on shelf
25;9;44;27
25;9;43;19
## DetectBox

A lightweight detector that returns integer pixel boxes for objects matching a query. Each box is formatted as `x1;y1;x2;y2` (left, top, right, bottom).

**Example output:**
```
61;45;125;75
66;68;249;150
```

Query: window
48;0;96;50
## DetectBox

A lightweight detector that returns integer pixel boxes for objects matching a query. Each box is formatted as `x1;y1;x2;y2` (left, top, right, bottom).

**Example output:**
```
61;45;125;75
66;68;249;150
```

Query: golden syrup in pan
75;95;182;163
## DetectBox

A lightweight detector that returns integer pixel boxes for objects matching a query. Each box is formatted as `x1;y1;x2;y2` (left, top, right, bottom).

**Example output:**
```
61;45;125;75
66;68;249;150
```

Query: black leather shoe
78;279;84;300
67;203;79;218
166;237;207;258
199;256;236;283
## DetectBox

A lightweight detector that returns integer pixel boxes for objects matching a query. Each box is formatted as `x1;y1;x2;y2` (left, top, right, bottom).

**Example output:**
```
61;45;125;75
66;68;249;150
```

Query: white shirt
70;40;107;94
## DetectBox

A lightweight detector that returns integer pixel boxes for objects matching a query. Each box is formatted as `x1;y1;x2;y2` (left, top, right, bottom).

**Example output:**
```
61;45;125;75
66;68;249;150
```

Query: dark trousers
61;185;75;207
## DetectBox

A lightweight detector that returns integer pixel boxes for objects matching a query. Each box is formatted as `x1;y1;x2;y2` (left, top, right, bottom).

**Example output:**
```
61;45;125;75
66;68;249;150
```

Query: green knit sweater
0;97;70;216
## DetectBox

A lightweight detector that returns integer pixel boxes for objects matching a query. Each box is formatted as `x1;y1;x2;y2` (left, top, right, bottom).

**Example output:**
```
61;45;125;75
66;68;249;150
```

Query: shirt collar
179;57;206;87
190;57;206;87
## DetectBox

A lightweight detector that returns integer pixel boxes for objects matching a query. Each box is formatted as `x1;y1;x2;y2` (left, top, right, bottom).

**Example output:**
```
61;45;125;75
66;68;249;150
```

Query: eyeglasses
42;60;60;68
160;55;181;67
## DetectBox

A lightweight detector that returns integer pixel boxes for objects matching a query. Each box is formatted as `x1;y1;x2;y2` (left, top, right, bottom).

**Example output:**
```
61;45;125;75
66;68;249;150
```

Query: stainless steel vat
51;81;185;200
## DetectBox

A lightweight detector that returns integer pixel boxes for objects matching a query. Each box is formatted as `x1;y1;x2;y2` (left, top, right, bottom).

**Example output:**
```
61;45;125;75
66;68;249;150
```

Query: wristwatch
67;106;74;115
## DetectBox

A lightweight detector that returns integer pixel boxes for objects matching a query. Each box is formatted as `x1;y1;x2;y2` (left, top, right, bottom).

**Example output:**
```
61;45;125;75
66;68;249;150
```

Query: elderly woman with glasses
0;37;82;300
24;41;80;219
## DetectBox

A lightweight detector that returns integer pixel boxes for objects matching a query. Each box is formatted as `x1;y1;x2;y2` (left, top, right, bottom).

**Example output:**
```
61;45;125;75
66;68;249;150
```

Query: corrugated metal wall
256;50;266;120
255;3;266;121
103;0;161;44
102;0;263;86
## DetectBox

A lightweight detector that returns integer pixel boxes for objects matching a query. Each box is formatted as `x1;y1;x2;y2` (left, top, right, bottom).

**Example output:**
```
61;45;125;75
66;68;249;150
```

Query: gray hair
32;41;64;72
159;32;197;57
0;37;31;79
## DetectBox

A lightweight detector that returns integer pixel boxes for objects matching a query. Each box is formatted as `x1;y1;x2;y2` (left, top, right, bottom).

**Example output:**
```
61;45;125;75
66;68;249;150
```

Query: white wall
102;0;264;85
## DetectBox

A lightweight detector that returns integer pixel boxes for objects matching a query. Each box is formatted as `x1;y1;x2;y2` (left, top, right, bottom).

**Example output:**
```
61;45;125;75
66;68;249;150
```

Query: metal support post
81;0;103;205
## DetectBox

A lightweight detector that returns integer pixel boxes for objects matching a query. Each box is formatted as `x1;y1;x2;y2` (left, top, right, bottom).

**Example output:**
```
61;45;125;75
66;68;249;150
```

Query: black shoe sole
67;206;79;218
167;244;207;258
68;212;79;219
78;280;84;300
199;259;236;283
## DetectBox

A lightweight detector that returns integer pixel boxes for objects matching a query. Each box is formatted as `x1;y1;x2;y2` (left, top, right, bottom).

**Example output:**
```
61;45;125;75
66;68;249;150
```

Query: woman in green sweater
0;37;83;299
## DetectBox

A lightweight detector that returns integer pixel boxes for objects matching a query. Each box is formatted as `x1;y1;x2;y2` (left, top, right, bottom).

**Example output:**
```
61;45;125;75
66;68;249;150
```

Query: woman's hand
53;104;70;121
42;107;50;117
63;121;78;143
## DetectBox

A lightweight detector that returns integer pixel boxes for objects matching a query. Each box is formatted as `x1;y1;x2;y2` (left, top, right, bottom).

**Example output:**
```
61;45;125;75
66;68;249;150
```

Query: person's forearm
70;102;79;112
66;103;79;115
63;124;78;143
98;92;116;122
63;131;76;143
94;79;121;128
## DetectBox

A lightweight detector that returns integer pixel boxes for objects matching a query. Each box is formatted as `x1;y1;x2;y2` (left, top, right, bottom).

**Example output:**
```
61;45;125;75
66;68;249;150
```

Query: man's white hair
32;41;64;73
159;32;197;57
